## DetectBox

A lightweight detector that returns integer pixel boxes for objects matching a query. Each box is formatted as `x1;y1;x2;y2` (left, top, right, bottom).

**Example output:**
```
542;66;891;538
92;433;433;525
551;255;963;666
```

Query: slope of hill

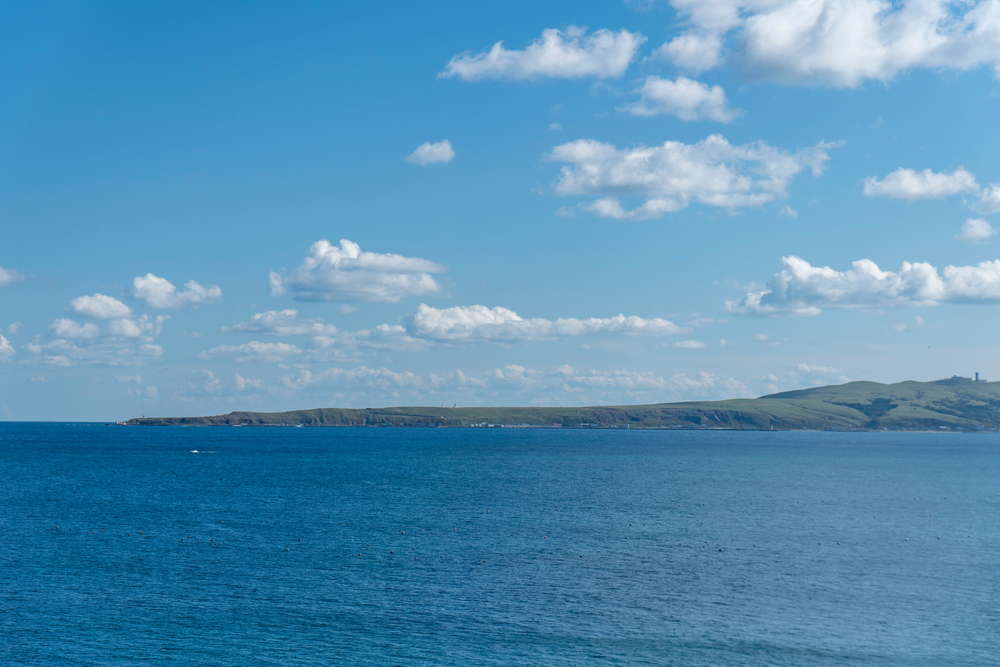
124;377;1000;430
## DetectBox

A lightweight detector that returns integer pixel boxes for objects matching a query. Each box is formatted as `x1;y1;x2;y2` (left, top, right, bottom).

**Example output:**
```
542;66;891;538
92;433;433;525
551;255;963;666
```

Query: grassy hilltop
125;376;1000;430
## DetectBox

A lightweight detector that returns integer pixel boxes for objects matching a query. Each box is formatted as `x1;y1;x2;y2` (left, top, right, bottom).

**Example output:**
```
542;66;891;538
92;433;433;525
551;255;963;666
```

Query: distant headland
122;376;1000;431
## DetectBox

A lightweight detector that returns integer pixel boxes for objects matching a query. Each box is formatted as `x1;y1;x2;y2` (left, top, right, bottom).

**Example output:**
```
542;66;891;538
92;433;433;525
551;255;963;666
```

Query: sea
1;423;998;666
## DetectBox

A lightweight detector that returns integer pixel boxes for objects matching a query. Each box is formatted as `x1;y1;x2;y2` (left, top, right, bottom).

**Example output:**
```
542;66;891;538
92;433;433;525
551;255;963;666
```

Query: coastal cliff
125;377;1000;431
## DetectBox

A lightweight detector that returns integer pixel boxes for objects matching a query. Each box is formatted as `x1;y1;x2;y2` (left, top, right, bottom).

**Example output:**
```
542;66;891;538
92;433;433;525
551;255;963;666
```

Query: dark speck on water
0;423;997;666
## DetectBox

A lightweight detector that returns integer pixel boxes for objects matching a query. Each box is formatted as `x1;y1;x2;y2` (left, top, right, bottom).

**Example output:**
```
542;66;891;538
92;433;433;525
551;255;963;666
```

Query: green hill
124;376;1000;431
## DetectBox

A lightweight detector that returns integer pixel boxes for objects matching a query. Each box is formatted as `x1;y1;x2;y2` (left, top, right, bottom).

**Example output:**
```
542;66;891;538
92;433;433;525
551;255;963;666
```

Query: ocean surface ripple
1;424;997;666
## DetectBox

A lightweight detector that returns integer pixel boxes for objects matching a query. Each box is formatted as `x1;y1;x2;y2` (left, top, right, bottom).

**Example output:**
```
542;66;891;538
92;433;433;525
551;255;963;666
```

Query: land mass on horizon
123;376;1000;431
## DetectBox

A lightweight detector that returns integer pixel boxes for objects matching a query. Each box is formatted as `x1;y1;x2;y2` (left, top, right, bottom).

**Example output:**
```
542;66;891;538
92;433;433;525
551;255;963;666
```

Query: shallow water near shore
1;423;998;666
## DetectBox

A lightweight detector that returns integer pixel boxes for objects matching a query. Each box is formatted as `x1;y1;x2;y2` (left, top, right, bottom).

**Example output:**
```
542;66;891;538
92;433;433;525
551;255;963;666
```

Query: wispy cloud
440;27;645;81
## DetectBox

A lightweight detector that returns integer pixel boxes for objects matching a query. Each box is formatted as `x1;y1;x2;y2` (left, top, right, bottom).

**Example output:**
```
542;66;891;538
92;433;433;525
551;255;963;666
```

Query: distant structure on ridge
950;373;987;382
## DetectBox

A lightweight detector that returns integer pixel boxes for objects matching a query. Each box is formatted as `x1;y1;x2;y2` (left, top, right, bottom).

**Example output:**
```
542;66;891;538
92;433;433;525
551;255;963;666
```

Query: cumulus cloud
726;255;1000;316
33;309;168;366
0;335;13;362
303;304;690;357
440;26;645;81
270;238;446;303
107;315;169;338
131;274;221;309
404;304;688;342
199;341;302;363
979;184;1000;215
663;0;1000;87
406;140;455;165
116;374;142;383
548;134;840;219
49;319;100;339
0;266;25;287
621;76;737;122
863;167;979;199
69;294;132;319
674;340;708;348
49;314;168;340
957;218;997;244
234;373;267;390
309;325;428;357
223;310;340;336
652;32;723;72
864;167;1000;215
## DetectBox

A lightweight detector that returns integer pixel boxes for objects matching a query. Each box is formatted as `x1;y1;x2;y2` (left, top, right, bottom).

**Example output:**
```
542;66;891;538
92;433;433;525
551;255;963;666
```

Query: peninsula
122;376;1000;431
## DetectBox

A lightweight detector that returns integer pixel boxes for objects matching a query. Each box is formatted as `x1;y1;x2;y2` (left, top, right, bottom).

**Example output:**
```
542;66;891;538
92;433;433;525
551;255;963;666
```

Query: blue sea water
1;424;998;666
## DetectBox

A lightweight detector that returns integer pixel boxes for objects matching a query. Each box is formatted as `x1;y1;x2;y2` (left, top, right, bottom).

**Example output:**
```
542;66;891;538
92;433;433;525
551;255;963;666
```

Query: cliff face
124;378;1000;430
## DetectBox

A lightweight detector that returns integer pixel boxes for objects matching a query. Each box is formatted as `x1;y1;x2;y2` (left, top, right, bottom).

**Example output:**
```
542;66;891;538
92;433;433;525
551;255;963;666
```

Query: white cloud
34;308;168;367
116;374;142;383
663;0;1000;87
234;373;267;390
864;167;978;199
727;255;1000;316
199;341;302;363
69;294;132;319
304;304;690;356
274;363;749;404
794;363;849;385
864;167;1000;214
652;32;723;72
406;140;455;165
282;366;423;391
893;315;927;332
957;218;997;244
311;324;428;354
0;335;13;362
49;319;100;339
268;270;285;296
6;321;23;335
0;266;25;287
271;238;446;303
23;339;163;367
674;340;708;348
223;310;340;336
440;26;645;81
404;303;688;342
50;315;167;340
977;184;1000;214
131;274;222;309
145;386;158;399
199;370;222;393
622;76;737;122
107;315;169;338
548;134;840;219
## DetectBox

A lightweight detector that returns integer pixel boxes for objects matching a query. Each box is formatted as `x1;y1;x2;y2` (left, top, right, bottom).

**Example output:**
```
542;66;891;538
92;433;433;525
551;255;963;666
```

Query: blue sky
4;0;1000;420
